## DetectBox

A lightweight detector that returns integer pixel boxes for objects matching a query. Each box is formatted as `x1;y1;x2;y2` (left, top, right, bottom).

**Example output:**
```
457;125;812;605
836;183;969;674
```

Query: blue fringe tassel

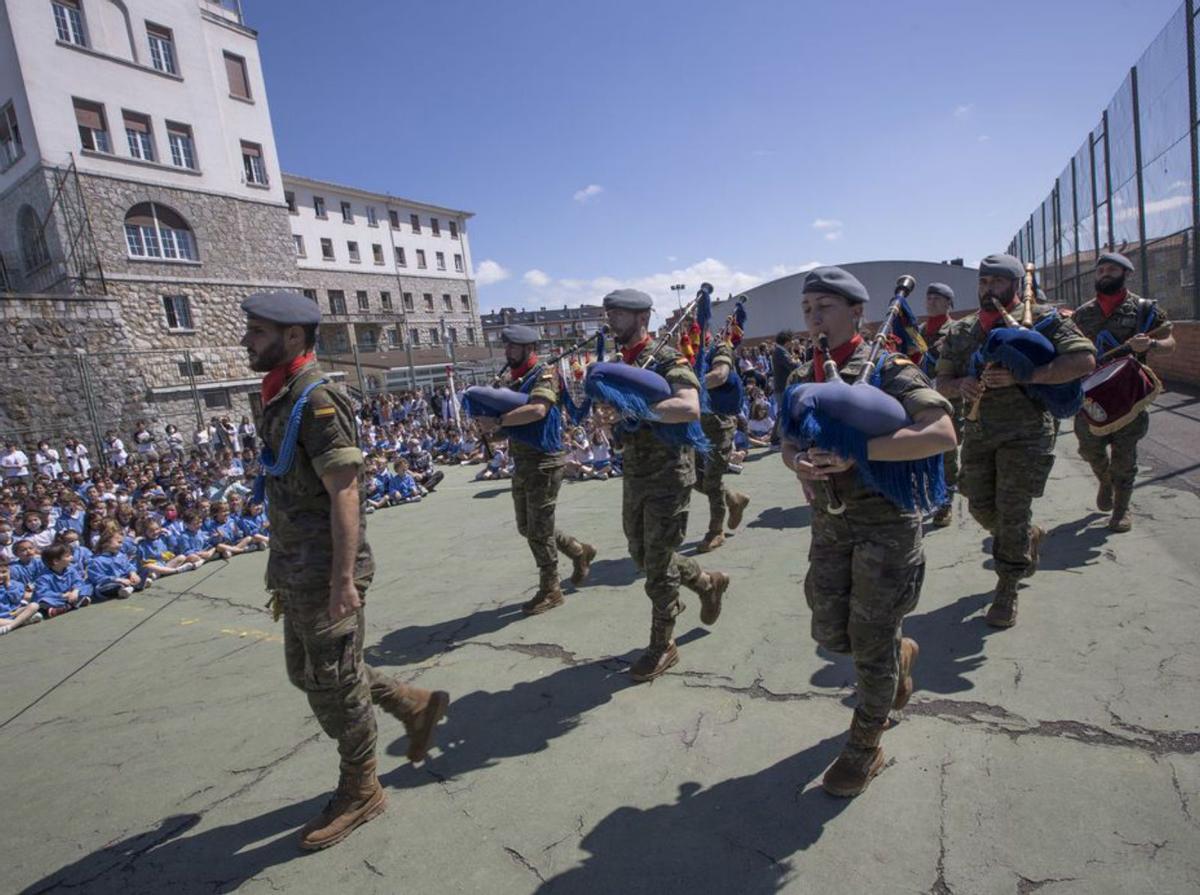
507;403;563;453
696;292;712;414
586;378;711;454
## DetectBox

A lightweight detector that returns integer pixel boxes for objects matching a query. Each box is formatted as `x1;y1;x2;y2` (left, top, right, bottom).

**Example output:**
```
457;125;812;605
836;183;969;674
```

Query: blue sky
255;0;1180;316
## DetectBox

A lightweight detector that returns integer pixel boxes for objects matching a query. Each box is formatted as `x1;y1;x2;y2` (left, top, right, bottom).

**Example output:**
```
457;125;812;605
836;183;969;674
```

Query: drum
1079;355;1162;435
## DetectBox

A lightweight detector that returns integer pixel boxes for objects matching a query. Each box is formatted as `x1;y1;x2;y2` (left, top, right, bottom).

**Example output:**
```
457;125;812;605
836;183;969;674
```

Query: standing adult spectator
63;437;91;476
2;441;31;484
165;424;186;460
771;330;798;445
133;421;159;462
221;416;241;453
193;423;212;458
239;415;257;453
104;431;128;468
34;441;63;479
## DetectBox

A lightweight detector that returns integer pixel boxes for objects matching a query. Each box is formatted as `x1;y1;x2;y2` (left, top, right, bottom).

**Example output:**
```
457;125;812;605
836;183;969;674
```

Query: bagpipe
703;295;749;416
583;284;714;452
965;264;1083;422
782;276;946;514
459;329;606;452
1079;300;1163;435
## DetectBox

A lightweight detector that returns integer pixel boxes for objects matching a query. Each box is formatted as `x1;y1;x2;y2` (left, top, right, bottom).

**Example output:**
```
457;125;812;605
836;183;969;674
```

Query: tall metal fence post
404;338;416;390
350;340;366;397
1102;110;1115;251
184;349;204;431
1187;0;1200;319
1129;66;1150;296
76;352;106;474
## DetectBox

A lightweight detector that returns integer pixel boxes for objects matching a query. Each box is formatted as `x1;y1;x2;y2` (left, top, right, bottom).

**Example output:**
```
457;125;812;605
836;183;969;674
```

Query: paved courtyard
3;394;1200;894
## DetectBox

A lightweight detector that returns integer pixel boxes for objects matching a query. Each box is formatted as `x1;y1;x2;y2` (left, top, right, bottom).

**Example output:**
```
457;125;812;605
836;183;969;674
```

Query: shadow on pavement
472;486;511;499
583;556;642;588
747;505;812;530
365;603;526;667
536;734;849;894
1039;513;1110;571
17;801;324;895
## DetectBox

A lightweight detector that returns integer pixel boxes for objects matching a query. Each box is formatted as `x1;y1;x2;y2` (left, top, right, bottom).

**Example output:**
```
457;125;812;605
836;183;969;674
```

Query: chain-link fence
1007;0;1200;320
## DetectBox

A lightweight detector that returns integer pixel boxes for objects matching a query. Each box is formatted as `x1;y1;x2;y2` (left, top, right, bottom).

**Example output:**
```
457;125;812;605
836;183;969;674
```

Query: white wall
0;1;39;186
0;0;285;204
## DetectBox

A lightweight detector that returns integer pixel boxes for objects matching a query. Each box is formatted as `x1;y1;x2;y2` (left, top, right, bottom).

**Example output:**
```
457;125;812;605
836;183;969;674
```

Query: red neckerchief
1096;288;1128;319
923;314;949;339
620;335;651;365
813;334;862;383
978;298;1021;334
261;351;315;405
510;353;538;382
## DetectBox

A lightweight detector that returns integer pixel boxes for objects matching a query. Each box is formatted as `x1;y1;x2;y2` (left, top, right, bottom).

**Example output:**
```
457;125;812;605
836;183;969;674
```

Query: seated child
171;511;218;565
387;459;422;504
19;510;55;551
206;502;252;558
0;560;41;634
89;530;145;599
475;443;509;481
33;542;93;618
9;538;46;589
238;501;270;549
139;517;202;576
57;529;93;579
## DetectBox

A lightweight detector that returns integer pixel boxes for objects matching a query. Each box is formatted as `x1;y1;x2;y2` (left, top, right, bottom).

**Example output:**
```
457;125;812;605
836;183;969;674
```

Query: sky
253;0;1181;320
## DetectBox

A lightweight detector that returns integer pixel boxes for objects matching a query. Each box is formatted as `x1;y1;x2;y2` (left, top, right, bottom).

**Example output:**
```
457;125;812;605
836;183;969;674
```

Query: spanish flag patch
312;406;336;418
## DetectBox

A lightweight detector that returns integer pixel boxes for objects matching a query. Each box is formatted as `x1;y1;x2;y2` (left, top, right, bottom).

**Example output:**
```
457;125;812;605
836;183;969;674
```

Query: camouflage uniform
787;344;952;732
937;306;1093;584
921;320;963;500
502;362;590;601
692;342;747;539
1071;292;1171;500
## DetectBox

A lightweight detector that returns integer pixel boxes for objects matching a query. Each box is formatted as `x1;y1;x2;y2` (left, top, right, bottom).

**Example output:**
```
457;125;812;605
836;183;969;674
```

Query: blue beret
926;282;955;304
602;289;653;311
801;266;869;304
501;324;539;345
978;254;1025;280
1097;251;1134;272
242;291;321;325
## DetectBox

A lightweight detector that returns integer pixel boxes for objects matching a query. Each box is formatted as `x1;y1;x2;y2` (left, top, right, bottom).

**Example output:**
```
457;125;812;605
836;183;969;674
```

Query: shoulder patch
889;356;915;367
674;357;689;366
312;406;337;419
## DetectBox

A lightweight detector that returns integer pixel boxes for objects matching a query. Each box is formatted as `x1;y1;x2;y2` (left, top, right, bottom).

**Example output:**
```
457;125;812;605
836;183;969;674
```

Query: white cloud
523;268;551;287
475;259;511;286
811;218;843;231
573;184;604;203
954;103;974;119
824;231;842;241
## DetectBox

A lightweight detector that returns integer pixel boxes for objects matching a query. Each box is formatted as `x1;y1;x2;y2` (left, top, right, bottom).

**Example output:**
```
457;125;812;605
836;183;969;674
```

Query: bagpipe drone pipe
781;276;946;513
703;296;749;416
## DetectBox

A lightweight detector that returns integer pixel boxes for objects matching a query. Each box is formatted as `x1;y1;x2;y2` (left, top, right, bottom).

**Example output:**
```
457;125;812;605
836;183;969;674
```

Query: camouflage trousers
942;408;963;496
693;413;737;533
623;473;704;621
805;509;925;729
511;461;584;583
1074;409;1148;492
281;588;402;771
959;418;1056;581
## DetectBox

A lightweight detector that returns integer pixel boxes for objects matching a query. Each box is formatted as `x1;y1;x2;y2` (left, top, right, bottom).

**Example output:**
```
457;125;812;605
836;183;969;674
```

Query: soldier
599;289;730;682
936;255;1095;628
693;333;751;552
1072;252;1175;532
485;324;596;614
915;282;962;528
782;267;956;797
241;292;449;851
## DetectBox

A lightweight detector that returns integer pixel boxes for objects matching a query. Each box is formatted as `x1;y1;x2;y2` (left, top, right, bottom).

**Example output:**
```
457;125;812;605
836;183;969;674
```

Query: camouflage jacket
261;361;373;591
619;341;701;484
1072;291;1172;357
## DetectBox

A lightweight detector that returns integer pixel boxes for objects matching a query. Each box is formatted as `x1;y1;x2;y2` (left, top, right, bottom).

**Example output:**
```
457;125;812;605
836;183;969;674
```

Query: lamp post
670;283;686;312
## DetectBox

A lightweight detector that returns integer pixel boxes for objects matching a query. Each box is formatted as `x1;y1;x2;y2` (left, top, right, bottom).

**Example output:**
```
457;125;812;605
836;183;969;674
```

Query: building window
381;291;392;310
328;290;347;315
162;294;193;330
388;210;400;229
454;253;464;272
73;98;110;153
403;292;414;311
410;213;421;233
178;359;203;377
123;111;154;161
284;190;297;214
449;220;458;239
320;237;334;260
356;290;369;310
53;1;86;46
466;326;476;344
394;246;407;267
124;202;197;261
166;122;196;170
442;293;452;311
347;241;360;262
224;52;251;100
448;326;457;344
431;218;440;237
423;293;434;311
372;243;384;264
204;390;231;410
416;249;427;269
436;251;446;270
0;102;23;169
313;195;326;218
18;205;50;272
241;141;267;185
460;294;470;311
366;206;378;227
340;201;353;224
146;23;177;74
302;288;317;302
293;234;305;257
409;328;421;346
429;327;440;346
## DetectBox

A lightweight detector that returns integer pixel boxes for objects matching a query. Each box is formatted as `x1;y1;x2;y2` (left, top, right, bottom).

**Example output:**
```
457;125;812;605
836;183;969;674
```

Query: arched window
124;202;197;261
18;205;49;271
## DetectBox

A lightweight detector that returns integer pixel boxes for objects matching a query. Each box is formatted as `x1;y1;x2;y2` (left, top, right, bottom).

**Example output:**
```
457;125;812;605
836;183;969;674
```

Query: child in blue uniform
90;530;146;599
0;561;42;634
138;518;202;576
238;501;270;549
33;543;93;618
9;539;46;588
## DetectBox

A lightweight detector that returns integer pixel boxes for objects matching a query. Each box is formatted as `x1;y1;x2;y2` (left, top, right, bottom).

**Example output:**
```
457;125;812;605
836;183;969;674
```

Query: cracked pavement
2;414;1199;894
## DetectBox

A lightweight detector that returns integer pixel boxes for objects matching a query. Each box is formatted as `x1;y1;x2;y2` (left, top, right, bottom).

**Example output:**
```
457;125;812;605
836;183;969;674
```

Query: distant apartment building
480;304;606;350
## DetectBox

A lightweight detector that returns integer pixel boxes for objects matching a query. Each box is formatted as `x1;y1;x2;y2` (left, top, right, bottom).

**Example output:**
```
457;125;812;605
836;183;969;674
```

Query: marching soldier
600;289;731;682
916;282;961;528
936;255;1095;628
1072;252;1175;532
782;267;956;798
241;292;449;851
489;324;596;614
694;334;751;552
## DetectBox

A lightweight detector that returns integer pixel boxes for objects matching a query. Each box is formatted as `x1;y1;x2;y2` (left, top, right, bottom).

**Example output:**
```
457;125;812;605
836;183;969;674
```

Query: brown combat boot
822;713;886;798
570;542;597;586
1022;524;1045;579
696;530;725;553
697;571;730;625
630;616;678;682
725;491;750;530
931;502;953;528
377;683;450;762
298;758;387;851
1096;471;1114;512
1109;489;1132;532
985;579;1019;628
522;585;565;615
893;637;920;710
